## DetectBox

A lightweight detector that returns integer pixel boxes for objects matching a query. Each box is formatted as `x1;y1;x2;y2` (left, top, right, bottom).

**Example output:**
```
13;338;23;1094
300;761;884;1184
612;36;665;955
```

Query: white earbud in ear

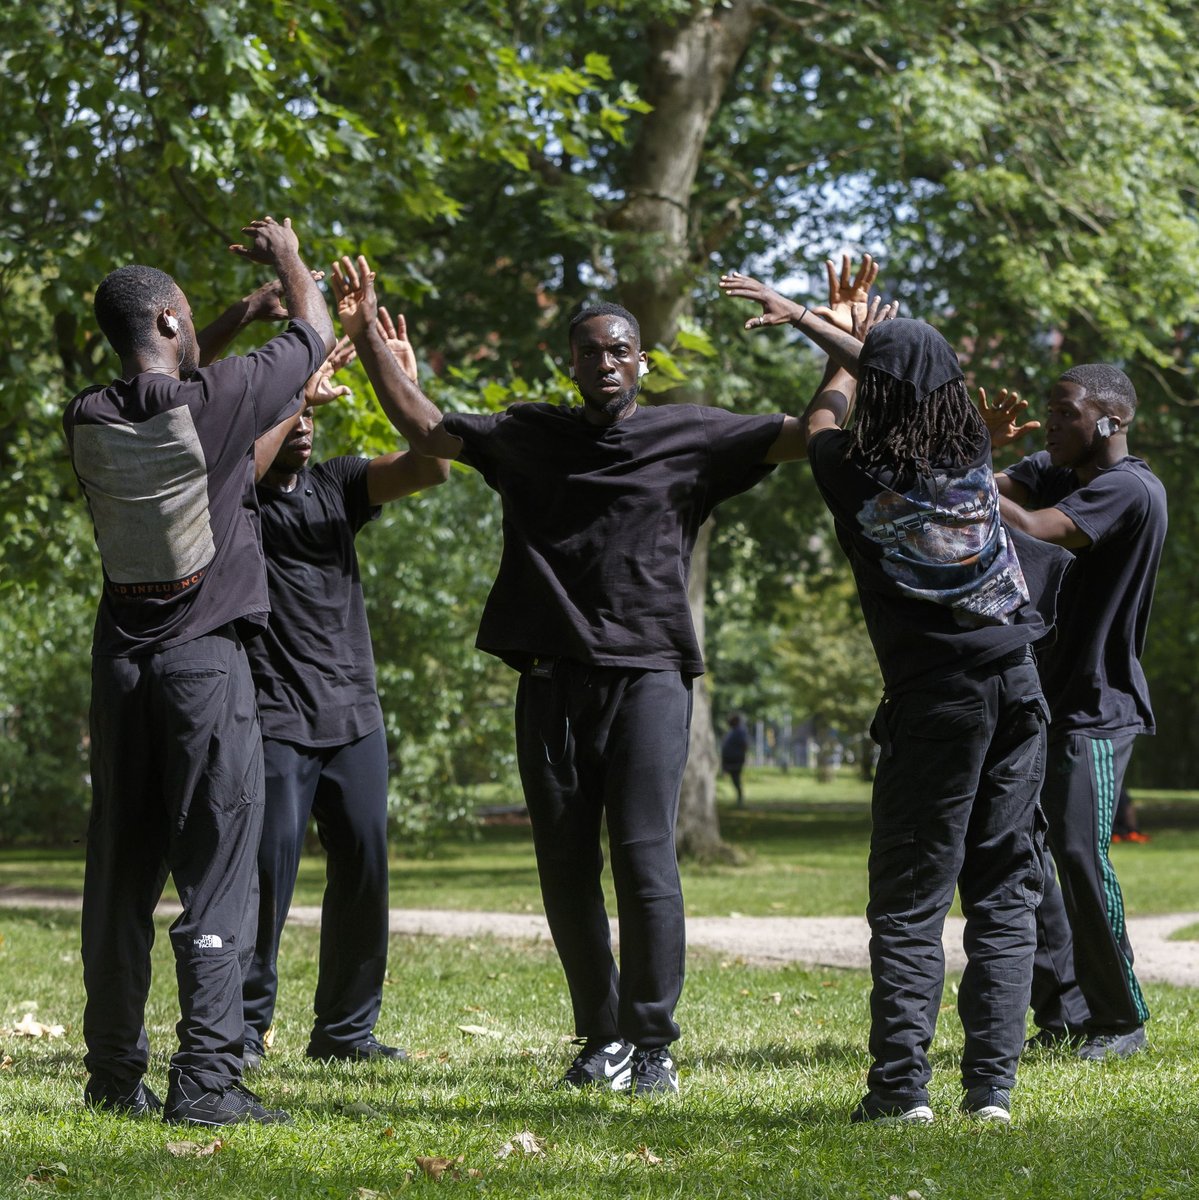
637;360;649;378
164;313;179;333
569;368;576;380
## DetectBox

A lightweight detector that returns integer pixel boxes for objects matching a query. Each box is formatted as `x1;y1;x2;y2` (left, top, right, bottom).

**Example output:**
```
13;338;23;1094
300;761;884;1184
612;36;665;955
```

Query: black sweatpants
1029;848;1091;1034
515;663;692;1049
82;626;263;1092
242;726;390;1057
866;648;1047;1103
1035;731;1148;1035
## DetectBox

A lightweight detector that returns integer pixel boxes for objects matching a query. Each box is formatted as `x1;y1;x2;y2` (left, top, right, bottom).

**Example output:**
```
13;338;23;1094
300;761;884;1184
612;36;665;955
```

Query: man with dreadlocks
982;369;1166;1061
722;270;1069;1125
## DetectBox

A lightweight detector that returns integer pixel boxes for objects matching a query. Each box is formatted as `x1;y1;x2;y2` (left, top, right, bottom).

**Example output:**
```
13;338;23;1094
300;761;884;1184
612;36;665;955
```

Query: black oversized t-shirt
808;428;1062;693
442;402;783;674
245;457;383;747
63;321;325;657
1003;451;1166;735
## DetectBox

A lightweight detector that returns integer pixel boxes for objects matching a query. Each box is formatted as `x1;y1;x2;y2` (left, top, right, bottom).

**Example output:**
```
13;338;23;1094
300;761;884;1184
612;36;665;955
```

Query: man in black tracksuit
64;217;333;1126
325;254;847;1096
241;314;448;1068
987;367;1166;1060
722;270;1069;1124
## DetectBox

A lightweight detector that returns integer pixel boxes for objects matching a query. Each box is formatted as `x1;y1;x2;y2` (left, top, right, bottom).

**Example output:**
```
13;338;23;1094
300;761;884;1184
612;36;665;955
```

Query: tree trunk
610;0;763;861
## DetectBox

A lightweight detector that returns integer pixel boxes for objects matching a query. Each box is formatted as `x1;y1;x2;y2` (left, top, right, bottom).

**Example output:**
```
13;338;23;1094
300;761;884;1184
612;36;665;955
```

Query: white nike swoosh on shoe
603;1049;634;1077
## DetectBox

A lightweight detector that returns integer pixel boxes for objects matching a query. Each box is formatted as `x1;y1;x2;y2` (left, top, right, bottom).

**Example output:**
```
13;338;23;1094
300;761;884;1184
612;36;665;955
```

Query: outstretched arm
229;216;335;355
330;255;462;461
718;271;866;376
364;306;452;503
999;494;1090;548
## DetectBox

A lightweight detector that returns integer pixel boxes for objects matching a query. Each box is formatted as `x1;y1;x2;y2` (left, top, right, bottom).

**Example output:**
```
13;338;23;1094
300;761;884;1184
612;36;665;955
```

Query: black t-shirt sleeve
316;456;380;535
203;319;326;437
1002;451;1052;499
441;410;505;481
1055;470;1149;547
698;407;784;511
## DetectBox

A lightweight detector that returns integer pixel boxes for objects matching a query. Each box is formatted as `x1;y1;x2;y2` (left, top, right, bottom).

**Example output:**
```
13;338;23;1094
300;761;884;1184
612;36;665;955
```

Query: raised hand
304;335;357;407
851;295;900;343
376;306;418;383
977;386;1041;449
811;253;878;333
718;271;806;329
330;255;378;341
242;270;326;323
228;215;302;265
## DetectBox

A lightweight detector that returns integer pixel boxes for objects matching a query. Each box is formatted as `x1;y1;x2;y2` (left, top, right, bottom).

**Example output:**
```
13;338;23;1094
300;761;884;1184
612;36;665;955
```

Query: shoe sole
964;1106;1011;1123
854;1106;935;1125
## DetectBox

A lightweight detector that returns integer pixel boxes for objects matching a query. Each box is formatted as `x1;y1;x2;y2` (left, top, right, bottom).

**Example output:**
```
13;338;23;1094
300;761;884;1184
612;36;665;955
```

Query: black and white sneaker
961;1085;1011;1123
163;1068;291;1126
83;1075;163;1118
1077;1026;1147;1061
850;1093;934;1124
559;1038;635;1091
630;1046;679;1097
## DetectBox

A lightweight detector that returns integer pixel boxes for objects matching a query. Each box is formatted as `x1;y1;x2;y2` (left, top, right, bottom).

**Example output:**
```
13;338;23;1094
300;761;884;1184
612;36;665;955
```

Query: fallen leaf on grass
457;1024;502;1039
496;1131;544;1159
634;1146;662;1165
263;1027;276;1050
764;992;782;1005
416;1155;465;1180
24;1162;69;1185
462;1004;485;1013
1;1055;12;1070
353;1189;384;1199
166;1140;222;1158
338;1101;383;1119
13;1013;65;1039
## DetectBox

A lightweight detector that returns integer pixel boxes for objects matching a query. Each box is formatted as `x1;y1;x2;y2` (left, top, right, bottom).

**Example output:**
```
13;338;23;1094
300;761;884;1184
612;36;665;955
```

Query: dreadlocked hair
848;368;987;483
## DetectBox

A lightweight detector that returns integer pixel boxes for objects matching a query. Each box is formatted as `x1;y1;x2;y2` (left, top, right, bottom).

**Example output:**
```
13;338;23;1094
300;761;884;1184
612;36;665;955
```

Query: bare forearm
355;327;460;458
197;300;254;366
275;252;334;353
254;413;300;480
793;312;863;375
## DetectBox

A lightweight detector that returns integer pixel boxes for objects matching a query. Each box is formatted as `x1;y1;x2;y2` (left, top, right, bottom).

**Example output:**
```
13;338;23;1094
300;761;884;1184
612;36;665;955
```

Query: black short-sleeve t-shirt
246;457;384;748
442;401;783;674
1003;451;1166;735
63;320;326;657
808;428;1064;693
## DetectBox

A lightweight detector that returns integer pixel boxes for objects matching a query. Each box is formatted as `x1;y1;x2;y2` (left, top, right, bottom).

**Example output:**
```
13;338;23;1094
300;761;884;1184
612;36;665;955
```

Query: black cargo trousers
865;646;1048;1104
82;624;263;1093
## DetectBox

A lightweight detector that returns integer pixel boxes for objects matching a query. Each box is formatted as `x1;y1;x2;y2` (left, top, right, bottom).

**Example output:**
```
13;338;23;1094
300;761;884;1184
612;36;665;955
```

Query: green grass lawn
1;907;1197;1199
3;770;1197;918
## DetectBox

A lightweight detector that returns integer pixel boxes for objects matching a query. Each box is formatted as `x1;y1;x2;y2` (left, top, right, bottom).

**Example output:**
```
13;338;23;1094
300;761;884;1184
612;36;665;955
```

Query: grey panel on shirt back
72;406;216;584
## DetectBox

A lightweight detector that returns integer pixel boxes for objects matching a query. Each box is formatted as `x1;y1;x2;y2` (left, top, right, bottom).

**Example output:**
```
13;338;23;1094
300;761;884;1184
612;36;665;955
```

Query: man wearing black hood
722;271;1068;1126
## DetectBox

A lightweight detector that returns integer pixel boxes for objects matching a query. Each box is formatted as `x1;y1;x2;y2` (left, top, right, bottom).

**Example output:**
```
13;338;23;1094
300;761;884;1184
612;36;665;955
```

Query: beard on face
583;381;640;420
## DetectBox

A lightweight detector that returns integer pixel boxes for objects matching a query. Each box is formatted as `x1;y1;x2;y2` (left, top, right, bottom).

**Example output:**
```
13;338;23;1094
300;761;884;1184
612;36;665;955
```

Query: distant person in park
323;253;865;1096
63;216;334;1126
1111;784;1149;844
982;367;1166;1060
721;713;751;806
722;260;1068;1125
240;310;448;1071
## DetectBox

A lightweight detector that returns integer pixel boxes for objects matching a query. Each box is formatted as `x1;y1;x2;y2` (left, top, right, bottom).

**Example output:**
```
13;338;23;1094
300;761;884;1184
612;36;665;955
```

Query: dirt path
3;891;1196;987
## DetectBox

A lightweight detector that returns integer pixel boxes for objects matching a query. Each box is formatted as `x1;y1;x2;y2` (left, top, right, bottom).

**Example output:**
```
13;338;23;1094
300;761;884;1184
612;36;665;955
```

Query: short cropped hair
568;301;641;348
1060;363;1137;422
94;265;181;360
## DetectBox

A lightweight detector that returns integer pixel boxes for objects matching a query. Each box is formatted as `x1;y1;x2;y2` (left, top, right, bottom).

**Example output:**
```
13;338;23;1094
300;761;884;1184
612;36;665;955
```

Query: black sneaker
559;1038;634;1091
630;1046;679;1097
1077;1026;1147;1061
83;1076;163;1118
306;1036;408;1064
163;1068;291;1126
961;1085;1011;1123
1023;1027;1084;1054
850;1093;934;1125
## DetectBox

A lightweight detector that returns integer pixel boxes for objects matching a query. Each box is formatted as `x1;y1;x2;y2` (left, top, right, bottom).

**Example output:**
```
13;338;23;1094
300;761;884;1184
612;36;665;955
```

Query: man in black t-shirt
326;254;838;1096
241;312;448;1070
985;367;1166;1061
722;267;1068;1125
64;217;334;1126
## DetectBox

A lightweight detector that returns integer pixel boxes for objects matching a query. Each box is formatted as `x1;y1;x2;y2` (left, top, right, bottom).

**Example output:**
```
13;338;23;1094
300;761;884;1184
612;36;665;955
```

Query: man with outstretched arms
327;253;844;1095
63;216;334;1126
983;369;1166;1060
241;313;449;1072
723;264;1068;1125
